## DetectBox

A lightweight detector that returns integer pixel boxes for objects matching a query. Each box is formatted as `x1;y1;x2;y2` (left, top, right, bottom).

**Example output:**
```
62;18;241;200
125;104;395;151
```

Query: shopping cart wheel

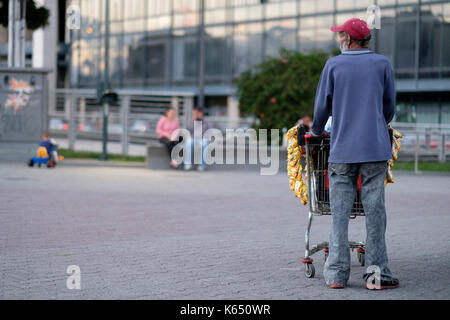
304;263;315;278
357;252;365;267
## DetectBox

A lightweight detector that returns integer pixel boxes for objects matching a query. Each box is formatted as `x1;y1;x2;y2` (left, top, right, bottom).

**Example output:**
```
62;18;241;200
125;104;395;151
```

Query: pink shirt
156;116;179;139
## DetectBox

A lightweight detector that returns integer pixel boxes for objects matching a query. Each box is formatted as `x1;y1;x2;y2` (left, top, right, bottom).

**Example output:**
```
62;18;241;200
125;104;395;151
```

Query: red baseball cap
330;18;371;40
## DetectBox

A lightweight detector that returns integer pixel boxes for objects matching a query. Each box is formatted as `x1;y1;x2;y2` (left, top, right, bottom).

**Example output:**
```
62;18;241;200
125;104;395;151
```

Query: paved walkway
1;164;449;299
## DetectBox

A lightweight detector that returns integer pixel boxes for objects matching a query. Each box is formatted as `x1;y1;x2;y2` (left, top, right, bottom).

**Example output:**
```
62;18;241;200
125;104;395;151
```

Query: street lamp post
8;0;26;68
100;0;111;161
198;0;205;109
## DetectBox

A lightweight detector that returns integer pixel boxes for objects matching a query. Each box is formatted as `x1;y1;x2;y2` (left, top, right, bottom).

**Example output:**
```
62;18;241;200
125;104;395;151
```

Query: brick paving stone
0;164;449;299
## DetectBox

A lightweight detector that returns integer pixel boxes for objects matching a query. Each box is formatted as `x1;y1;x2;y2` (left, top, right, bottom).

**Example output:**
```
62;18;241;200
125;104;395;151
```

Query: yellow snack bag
286;125;298;138
392;128;403;139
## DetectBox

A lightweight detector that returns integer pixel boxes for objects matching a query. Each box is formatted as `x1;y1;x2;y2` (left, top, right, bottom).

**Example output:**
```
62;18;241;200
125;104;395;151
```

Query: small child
28;132;59;167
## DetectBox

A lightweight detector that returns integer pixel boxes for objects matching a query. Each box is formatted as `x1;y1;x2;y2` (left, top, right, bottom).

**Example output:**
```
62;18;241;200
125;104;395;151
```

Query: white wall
32;0;58;113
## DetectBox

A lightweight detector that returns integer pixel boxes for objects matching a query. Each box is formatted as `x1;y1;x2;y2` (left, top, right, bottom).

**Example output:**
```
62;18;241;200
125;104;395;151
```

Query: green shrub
235;48;330;134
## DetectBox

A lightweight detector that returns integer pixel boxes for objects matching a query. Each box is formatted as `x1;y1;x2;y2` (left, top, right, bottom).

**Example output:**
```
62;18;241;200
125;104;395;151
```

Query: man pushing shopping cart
309;18;399;290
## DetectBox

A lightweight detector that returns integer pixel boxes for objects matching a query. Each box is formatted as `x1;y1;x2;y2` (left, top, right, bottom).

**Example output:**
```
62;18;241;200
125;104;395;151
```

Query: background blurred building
2;0;450;124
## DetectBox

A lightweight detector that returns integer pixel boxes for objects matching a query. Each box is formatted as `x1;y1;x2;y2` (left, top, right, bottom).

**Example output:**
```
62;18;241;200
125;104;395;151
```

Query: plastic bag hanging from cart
285;123;403;205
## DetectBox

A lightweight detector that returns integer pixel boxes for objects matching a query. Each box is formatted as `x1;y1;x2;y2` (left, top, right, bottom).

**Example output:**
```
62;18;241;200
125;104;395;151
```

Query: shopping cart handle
304;134;311;143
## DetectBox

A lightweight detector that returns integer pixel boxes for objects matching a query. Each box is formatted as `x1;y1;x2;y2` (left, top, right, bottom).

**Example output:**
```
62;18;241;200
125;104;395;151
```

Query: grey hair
343;32;371;48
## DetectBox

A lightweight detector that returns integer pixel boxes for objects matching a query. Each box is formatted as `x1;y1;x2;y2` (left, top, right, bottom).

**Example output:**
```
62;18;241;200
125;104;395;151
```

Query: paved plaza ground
1;163;449;299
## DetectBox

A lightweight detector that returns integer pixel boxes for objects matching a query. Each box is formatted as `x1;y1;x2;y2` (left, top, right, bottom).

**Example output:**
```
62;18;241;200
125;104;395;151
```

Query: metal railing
49;89;195;155
49;89;449;164
48;88;254;155
281;122;449;166
391;122;450;172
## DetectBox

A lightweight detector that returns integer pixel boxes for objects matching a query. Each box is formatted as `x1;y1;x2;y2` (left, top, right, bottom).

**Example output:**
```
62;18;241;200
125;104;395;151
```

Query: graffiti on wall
5;78;35;113
0;75;39;139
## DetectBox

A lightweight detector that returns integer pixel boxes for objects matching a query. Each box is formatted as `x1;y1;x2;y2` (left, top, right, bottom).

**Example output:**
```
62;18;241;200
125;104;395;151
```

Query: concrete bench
146;143;172;170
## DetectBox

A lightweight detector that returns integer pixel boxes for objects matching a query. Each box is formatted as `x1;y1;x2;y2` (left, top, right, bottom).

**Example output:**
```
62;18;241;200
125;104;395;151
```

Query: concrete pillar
439;133;446;163
64;94;71;121
414;132;421;175
68;94;76;150
182;96;193;128
227;95;240;129
171;96;179;115
32;0;58;114
79;97;86;127
8;0;26;68
121;95;130;155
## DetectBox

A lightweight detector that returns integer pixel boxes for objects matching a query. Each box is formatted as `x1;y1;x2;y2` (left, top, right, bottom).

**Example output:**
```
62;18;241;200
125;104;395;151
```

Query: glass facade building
66;0;450;123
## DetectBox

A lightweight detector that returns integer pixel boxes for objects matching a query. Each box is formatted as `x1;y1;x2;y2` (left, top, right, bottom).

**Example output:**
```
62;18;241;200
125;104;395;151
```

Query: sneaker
197;165;205;172
184;164;192;171
366;277;399;290
27;159;34;167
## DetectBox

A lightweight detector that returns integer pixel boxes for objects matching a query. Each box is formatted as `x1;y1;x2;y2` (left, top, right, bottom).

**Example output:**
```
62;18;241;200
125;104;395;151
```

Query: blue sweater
310;49;396;163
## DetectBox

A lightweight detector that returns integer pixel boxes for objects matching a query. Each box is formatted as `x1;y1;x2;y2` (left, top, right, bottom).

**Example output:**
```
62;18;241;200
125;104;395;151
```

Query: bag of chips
286;123;403;205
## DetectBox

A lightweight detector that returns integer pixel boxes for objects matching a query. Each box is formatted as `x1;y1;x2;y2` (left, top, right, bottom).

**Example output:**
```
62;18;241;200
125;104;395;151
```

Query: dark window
419;7;442;78
396;7;417;78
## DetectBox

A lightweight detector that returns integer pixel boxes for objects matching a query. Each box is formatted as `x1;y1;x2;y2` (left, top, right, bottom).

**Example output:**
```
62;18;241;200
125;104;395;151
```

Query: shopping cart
299;131;366;278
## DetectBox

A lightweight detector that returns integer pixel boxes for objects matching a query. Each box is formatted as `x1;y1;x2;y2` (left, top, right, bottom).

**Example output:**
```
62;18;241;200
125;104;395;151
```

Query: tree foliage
0;0;50;31
235;48;330;132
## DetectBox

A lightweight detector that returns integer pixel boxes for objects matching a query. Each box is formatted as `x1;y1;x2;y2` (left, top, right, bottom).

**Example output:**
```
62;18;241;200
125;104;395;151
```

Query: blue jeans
323;161;393;285
183;138;208;167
